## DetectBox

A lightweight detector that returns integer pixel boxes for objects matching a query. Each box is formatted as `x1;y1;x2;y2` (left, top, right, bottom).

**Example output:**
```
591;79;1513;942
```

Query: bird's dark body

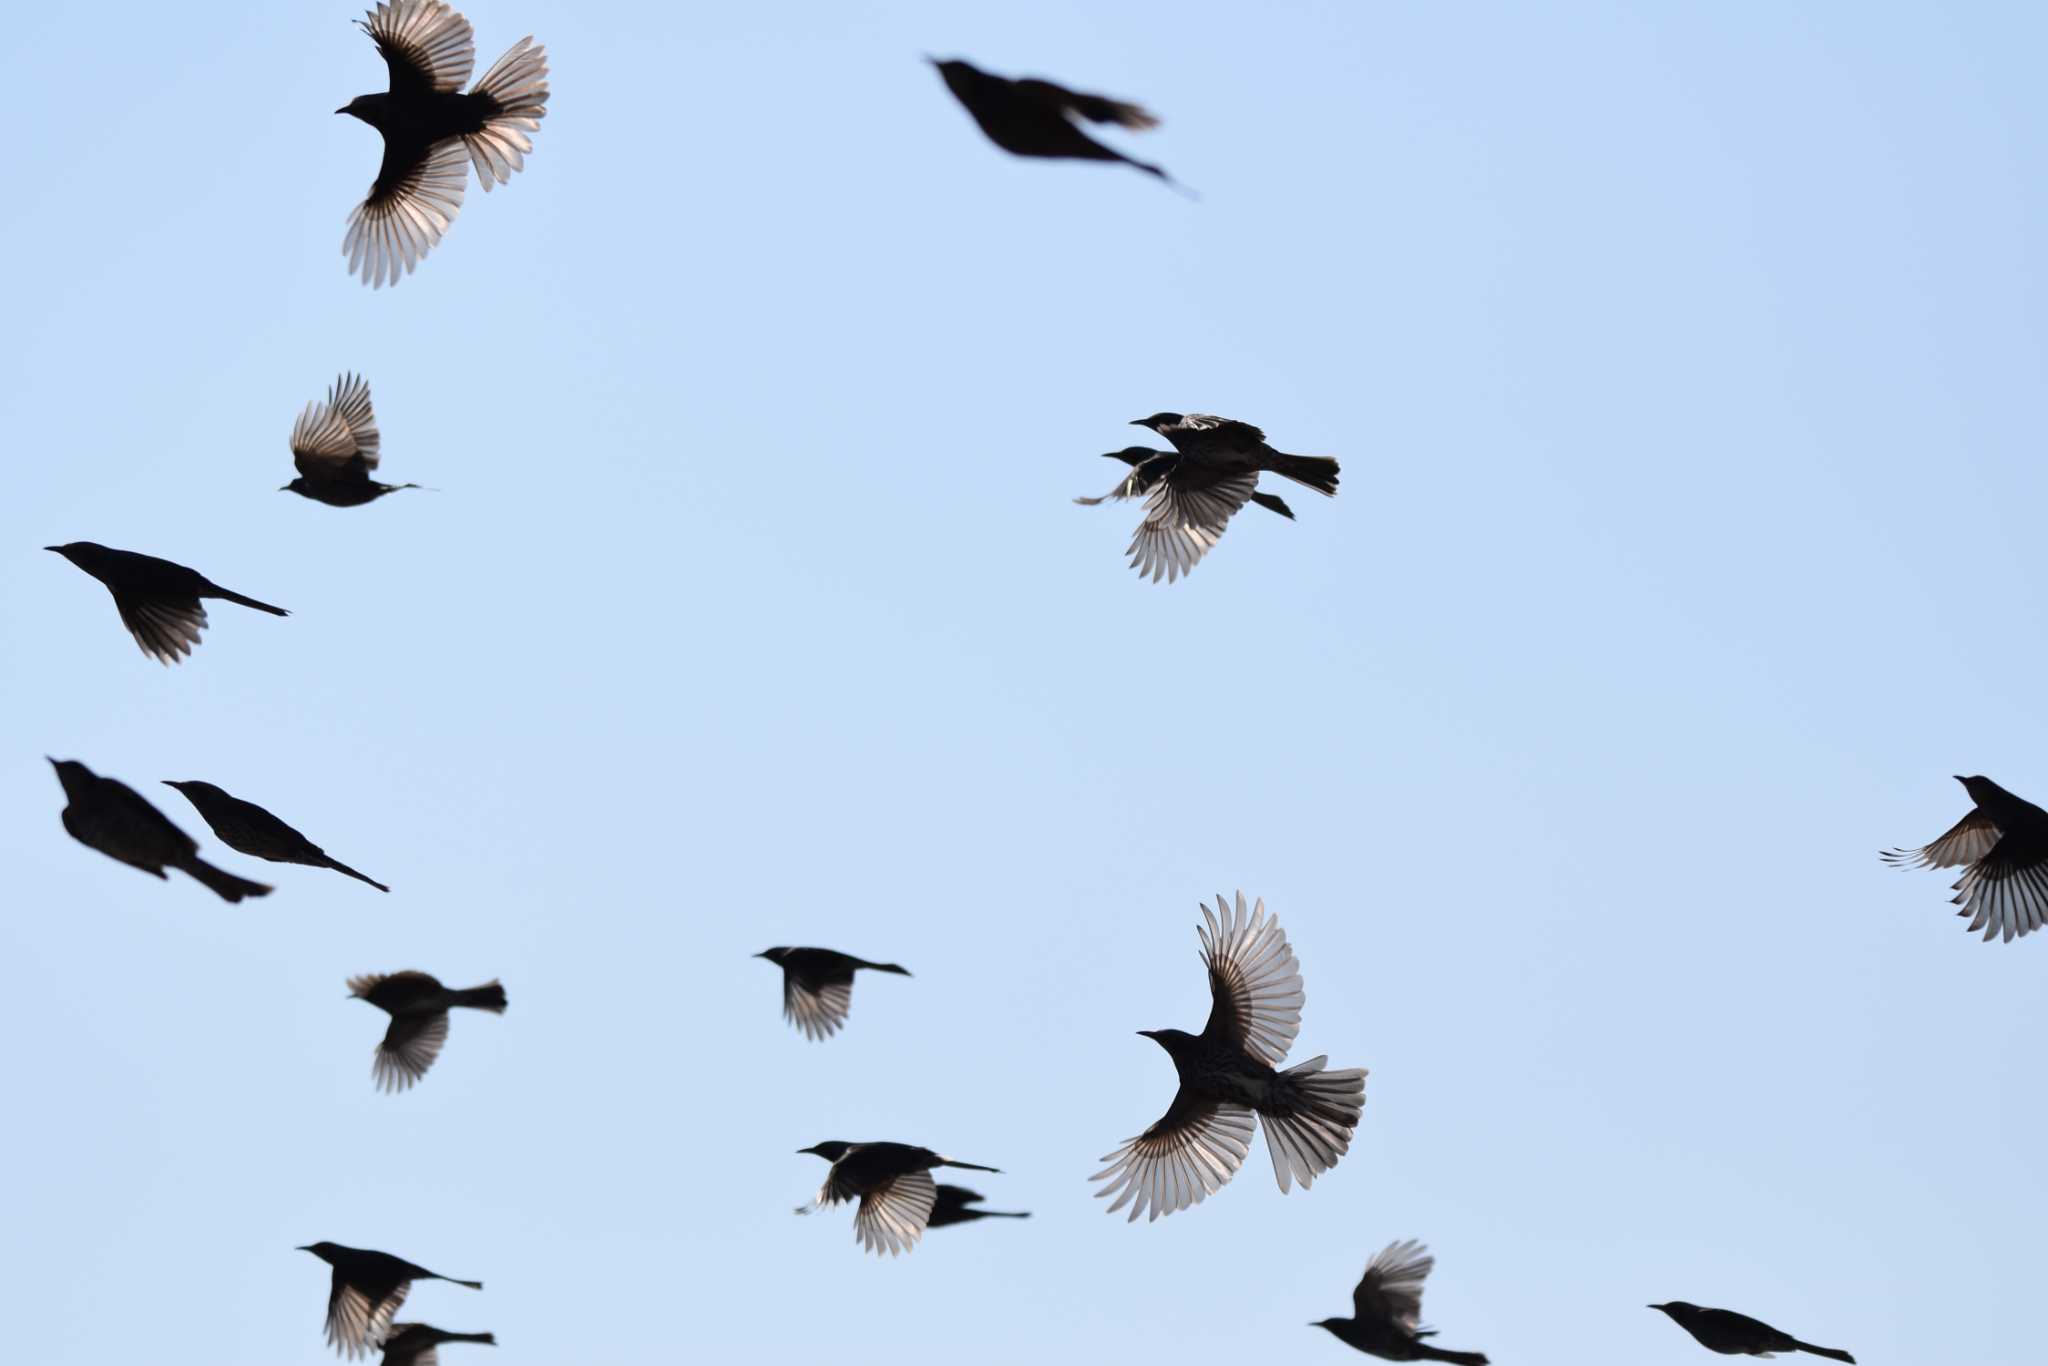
49;759;271;902
164;780;389;891
1148;1028;1294;1117
287;475;412;508
931;58;1172;183
1651;1302;1854;1362
768;947;905;993
45;542;286;614
350;89;490;195
1321;1318;1487;1364
927;1184;1028;1227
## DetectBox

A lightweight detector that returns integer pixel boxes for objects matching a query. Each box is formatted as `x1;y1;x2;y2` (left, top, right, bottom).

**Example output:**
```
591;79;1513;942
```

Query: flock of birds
37;4;2048;1362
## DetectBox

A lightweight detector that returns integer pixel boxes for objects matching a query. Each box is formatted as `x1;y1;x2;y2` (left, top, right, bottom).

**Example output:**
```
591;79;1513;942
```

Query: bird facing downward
337;2;549;286
1312;1240;1489;1363
348;972;507;1092
285;372;421;506
797;1141;1002;1256
754;947;911;1040
1093;891;1367;1220
929;57;1181;189
1649;1302;1854;1362
45;542;288;664
298;1242;482;1360
1883;774;2048;943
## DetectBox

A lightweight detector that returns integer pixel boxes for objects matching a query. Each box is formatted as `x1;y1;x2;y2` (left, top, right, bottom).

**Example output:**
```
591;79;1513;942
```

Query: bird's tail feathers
940;1158;1001;1173
442;1333;496;1345
453;981;508;1013
212;588;290;616
1793;1344;1854;1364
1264;452;1339;496
438;1277;484;1291
324;857;391;893
1260;1056;1367;1193
866;961;912;976
178;856;273;903
1417;1348;1489;1366
465;39;550;188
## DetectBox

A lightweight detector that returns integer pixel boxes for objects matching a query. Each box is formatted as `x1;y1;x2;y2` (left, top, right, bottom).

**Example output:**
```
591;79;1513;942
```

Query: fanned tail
1259;1055;1367;1193
1264;452;1340;496
465;39;550;189
453;981;508;1013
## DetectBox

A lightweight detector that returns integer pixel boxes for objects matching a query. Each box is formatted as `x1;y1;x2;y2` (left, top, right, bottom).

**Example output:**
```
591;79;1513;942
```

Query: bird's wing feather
1197;891;1304;1064
783;972;853;1041
1353;1239;1434;1331
854;1168;937;1256
1124;470;1256;583
327;1277;407;1358
1092;1091;1256;1222
292;373;381;473
1882;809;2001;870
1172;413;1268;449
374;1011;451;1091
115;595;207;665
1013;78;1159;130
362;0;475;96
1951;832;2048;943
345;139;469;289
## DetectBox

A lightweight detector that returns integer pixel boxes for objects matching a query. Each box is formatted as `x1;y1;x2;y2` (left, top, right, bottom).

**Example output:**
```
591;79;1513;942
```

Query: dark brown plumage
45;542;287;664
1313;1241;1489;1363
1094;892;1366;1220
286;373;421;506
1884;775;2048;943
1650;1302;1854;1362
797;1141;1001;1256
348;972;507;1092
298;1242;481;1360
930;57;1180;188
754;947;910;1040
380;1323;496;1365
48;759;271;902
926;1184;1030;1229
163;780;388;892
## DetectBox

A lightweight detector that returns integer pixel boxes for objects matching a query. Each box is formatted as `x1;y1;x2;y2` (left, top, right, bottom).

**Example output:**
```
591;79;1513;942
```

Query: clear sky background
3;3;2045;1363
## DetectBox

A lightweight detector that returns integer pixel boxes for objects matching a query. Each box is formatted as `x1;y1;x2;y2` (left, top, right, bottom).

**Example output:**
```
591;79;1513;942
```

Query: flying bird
1077;443;1308;582
754;947;910;1040
927;1184;1030;1229
164;780;389;891
797;1141;1001;1256
380;1323;496;1365
1312;1240;1489;1364
348;972;507;1092
298;1242;481;1360
337;1;549;286
287;373;421;506
1093;891;1366;1221
1649;1302;1854;1363
930;58;1180;188
45;542;288;664
47;759;271;902
1883;775;2048;943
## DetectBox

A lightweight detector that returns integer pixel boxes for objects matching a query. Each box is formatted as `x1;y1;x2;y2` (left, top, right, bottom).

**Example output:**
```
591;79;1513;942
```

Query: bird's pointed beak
296;1245;315;1252
1135;1029;1158;1039
1128;419;1148;427
43;545;61;553
44;756;58;767
279;484;292;492
334;106;349;115
1954;774;1967;783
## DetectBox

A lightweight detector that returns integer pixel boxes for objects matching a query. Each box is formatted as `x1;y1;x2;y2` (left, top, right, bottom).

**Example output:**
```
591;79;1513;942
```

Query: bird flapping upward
1312;1240;1489;1363
1094;891;1366;1220
338;2;549;286
286;373;423;506
1883;774;2048;943
796;1141;1002;1256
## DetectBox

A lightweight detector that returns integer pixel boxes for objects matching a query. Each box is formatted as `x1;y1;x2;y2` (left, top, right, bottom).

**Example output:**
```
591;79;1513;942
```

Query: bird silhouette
797;1141;1001;1256
337;1;549;286
380;1323;496;1365
164;780;388;892
298;1242;481;1360
754;947;910;1040
1077;444;1303;582
1094;891;1366;1220
48;759;270;902
1649;1302;1853;1362
1884;775;2048;942
929;58;1181;188
348;972;507;1092
286;372;421;506
45;542;287;664
1312;1240;1489;1363
927;1184;1030;1229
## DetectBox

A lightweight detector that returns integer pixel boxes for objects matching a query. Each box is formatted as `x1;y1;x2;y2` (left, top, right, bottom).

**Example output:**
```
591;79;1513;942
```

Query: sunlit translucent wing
1354;1239;1434;1332
1014;78;1159;130
463;38;549;189
1951;841;2048;942
292;373;382;474
783;974;853;1041
327;1278;407;1359
363;0;476;96
1093;1094;1256;1222
1126;470;1257;583
1881;809;2001;871
345;138;469;289
850;1169;938;1256
374;1010;451;1092
1198;890;1303;1066
115;596;207;664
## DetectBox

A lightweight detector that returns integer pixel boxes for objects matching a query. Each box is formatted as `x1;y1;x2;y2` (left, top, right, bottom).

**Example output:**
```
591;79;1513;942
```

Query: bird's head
1137;1027;1197;1057
798;1141;854;1162
161;780;219;800
754;947;790;963
1104;446;1161;467
297;1242;343;1264
1955;775;2002;805
926;56;975;85
1308;1318;1344;1335
46;757;95;800
43;542;98;566
1130;413;1183;433
335;93;388;128
281;478;312;496
1649;1302;1697;1321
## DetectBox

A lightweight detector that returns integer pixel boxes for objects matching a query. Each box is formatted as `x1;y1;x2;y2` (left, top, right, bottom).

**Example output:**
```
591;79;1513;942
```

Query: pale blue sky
4;3;2046;1363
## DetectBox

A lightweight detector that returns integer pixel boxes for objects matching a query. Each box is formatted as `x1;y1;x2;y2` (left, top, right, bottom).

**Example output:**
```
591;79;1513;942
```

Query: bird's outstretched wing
1014;78;1159;130
1881;809;2001;870
1122;469;1256;583
360;0;476;97
1950;834;2048;942
1093;1091;1256;1222
374;1011;451;1092
345;138;469;288
327;1276;407;1359
1353;1239;1434;1332
782;971;854;1041
853;1168;937;1256
113;594;207;665
1074;454;1170;506
1197;891;1303;1065
292;373;382;475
